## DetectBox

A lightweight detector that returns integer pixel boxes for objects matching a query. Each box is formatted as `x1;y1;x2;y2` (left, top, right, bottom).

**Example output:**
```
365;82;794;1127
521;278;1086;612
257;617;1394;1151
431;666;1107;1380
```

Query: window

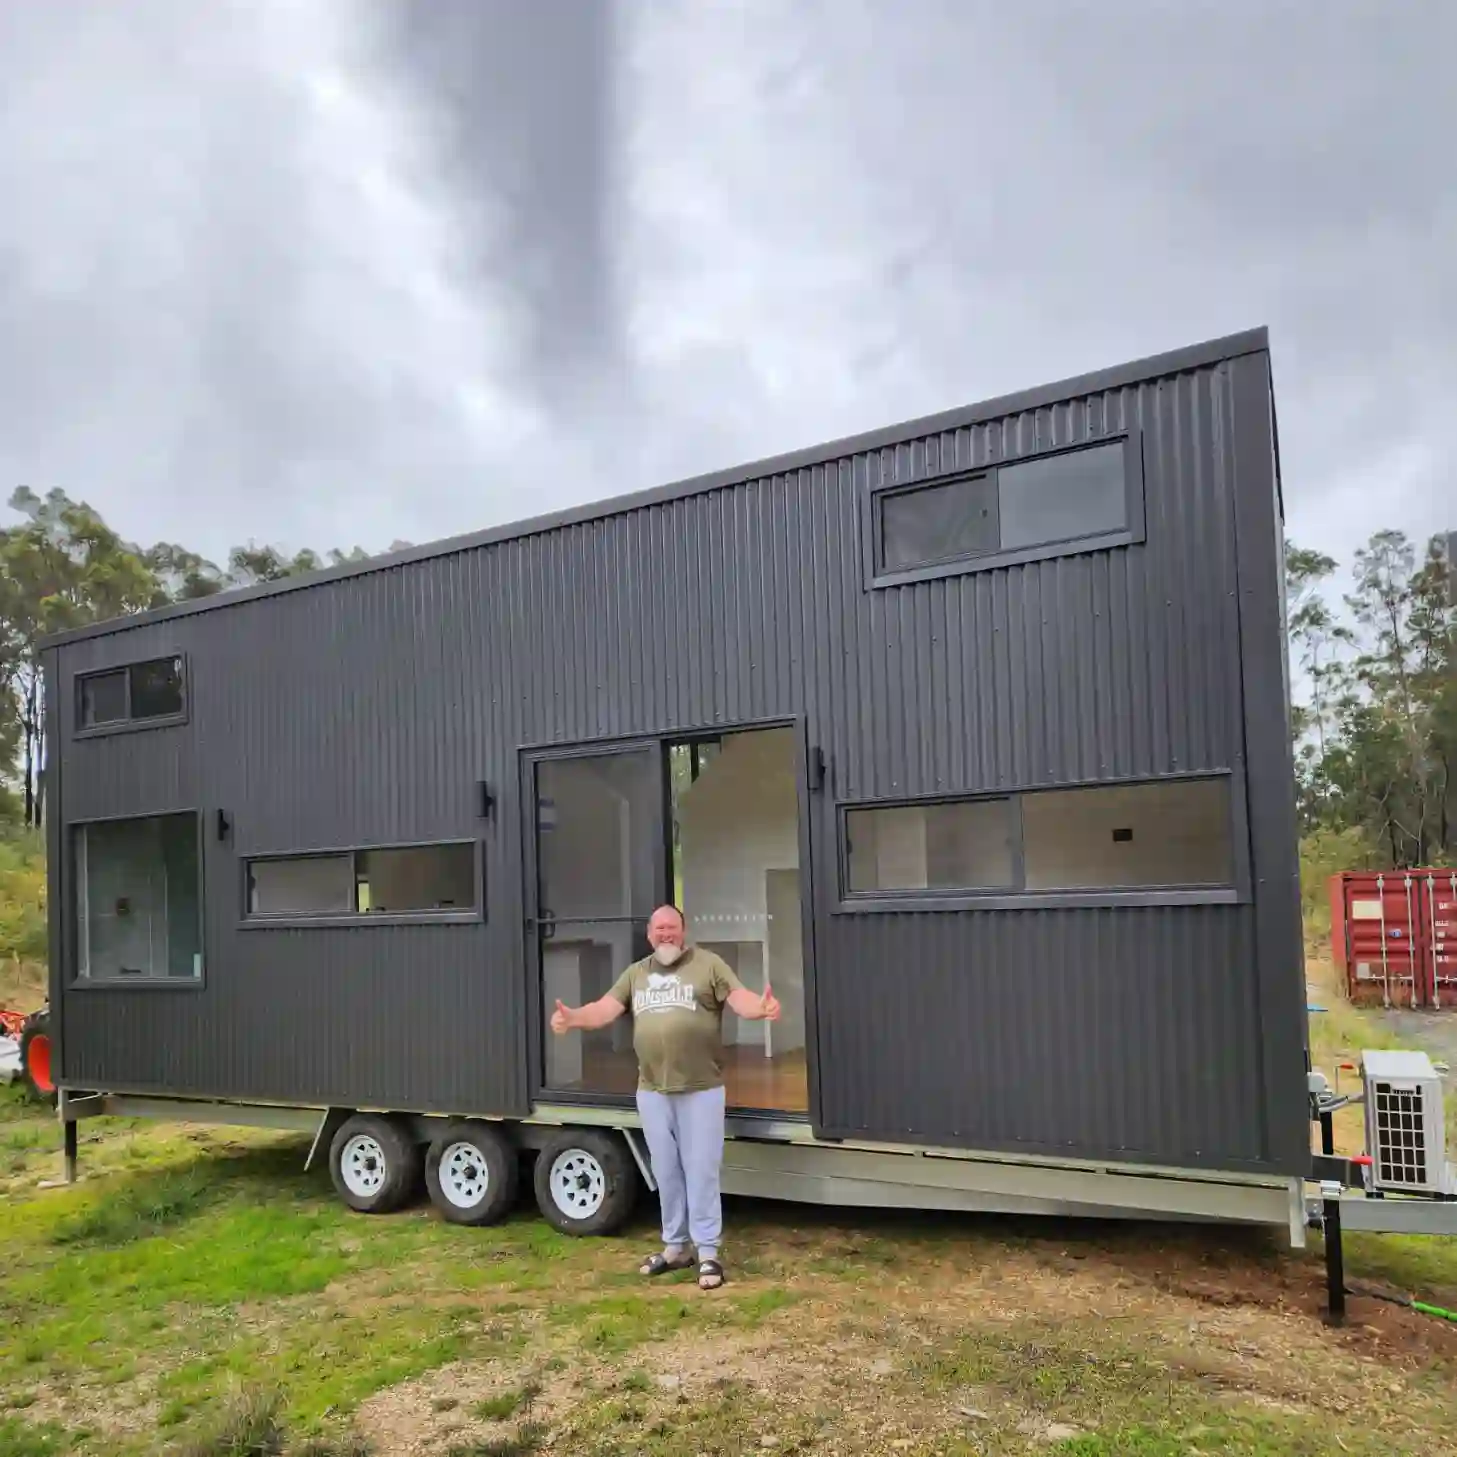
997;443;1128;551
75;813;202;981
77;657;185;729
1020;778;1233;891
880;476;998;572
868;436;1141;583
846;798;1015;892
841;776;1235;901
245;842;478;920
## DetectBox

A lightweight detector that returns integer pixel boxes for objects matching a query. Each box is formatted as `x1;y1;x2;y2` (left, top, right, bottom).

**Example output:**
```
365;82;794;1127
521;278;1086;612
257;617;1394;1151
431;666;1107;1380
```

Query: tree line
0;487;405;828
1286;527;1455;870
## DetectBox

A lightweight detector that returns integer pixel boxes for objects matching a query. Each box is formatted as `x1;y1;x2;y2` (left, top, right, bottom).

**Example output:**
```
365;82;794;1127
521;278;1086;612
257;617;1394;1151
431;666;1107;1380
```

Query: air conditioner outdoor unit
1361;1050;1456;1198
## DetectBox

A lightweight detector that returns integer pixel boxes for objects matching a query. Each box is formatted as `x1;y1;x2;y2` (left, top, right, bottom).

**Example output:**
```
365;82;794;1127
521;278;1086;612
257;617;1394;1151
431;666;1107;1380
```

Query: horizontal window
245;842;478;919
869;436;1140;583
846;798;1016;893
77;656;185;729
75;813;202;981
1020;779;1233;891
841;776;1234;899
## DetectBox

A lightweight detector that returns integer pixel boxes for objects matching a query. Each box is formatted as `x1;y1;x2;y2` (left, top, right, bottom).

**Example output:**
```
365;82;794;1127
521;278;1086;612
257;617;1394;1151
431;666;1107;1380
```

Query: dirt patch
1061;1229;1457;1369
14;1379;162;1445
354;1327;904;1456
355;1357;548;1457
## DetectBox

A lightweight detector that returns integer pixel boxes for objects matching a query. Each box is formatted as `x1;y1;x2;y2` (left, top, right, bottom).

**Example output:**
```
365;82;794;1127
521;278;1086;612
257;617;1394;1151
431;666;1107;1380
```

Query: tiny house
41;327;1312;1241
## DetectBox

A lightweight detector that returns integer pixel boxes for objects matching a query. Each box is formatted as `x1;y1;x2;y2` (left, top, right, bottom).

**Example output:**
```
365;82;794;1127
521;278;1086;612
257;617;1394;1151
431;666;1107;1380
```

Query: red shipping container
1329;869;1457;1009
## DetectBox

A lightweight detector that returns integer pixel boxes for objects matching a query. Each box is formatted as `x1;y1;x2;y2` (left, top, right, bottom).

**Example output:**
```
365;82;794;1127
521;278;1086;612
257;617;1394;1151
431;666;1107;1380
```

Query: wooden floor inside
556;1046;809;1114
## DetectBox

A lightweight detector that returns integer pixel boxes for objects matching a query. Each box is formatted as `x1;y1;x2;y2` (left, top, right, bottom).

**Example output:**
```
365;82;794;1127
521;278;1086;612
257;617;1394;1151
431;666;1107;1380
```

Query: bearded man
549;904;780;1290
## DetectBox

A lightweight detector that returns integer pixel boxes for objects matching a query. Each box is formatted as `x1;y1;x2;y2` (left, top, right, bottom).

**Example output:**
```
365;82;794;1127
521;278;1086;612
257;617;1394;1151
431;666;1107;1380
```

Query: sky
1;0;1452;595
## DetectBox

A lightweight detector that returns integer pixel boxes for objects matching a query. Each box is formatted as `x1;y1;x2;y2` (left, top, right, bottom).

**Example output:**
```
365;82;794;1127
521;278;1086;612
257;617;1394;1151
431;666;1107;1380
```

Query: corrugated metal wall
51;339;1308;1173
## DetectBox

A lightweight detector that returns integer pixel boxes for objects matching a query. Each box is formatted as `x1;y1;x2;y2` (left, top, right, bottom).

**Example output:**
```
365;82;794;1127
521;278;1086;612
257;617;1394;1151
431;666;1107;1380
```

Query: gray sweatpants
635;1084;726;1261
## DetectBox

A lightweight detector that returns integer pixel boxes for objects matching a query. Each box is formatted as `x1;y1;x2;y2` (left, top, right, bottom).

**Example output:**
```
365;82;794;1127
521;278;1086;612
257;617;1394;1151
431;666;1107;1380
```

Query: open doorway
670;726;809;1115
531;724;811;1118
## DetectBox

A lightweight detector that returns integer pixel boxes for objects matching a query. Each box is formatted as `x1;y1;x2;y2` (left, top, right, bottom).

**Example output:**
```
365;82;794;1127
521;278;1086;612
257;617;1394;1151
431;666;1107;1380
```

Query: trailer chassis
53;1086;1306;1243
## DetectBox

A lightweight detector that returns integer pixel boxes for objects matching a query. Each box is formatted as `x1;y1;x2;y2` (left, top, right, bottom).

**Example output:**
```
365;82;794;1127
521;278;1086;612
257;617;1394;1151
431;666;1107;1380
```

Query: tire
328;1113;421;1214
424;1120;519;1226
533;1128;641;1237
18;1008;56;1106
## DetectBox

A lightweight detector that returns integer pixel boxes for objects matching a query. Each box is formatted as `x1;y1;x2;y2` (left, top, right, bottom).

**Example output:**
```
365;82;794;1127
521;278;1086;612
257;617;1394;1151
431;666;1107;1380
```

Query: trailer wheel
18;1009;56;1106
533;1128;640;1237
328;1113;420;1214
424;1120;518;1226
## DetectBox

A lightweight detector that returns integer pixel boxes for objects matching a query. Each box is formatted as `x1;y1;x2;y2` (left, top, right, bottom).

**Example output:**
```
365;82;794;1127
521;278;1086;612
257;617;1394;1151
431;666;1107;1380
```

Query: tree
1286;528;1455;869
1285;544;1352;755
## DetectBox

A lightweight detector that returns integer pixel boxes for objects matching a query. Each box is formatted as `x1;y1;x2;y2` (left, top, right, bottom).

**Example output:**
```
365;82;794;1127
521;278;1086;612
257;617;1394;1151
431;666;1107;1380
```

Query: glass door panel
531;746;664;1099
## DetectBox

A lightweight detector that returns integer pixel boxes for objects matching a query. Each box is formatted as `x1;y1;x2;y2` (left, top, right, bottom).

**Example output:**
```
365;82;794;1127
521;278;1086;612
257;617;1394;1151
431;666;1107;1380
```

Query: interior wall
766;868;805;1055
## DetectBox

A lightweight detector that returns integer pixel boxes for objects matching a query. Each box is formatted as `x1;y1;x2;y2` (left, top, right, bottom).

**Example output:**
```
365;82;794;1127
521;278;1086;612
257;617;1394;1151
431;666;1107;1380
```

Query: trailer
41;326;1452;1276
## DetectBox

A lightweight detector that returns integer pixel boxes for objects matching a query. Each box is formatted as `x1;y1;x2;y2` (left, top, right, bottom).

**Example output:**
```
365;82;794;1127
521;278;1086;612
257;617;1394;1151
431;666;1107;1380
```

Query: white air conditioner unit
1362;1050;1456;1197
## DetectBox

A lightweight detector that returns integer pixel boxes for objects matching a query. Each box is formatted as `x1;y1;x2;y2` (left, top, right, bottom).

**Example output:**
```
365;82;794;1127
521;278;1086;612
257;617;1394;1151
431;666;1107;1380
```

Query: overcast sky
1;1;1451;590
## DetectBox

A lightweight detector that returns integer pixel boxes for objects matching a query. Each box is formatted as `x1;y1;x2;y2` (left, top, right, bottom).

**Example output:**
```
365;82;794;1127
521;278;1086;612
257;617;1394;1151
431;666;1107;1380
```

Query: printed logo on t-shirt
633;971;699;1016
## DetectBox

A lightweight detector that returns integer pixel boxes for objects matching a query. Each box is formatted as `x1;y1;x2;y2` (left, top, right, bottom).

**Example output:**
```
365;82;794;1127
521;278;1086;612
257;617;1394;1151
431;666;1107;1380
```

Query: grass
472;1383;540;1422
0;1416;70;1457
2;947;1457;1453
908;1322;1404;1456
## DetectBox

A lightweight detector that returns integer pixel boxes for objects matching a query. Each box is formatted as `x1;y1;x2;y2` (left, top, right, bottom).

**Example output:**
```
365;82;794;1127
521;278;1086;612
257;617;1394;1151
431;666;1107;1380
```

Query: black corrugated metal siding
48;336;1309;1173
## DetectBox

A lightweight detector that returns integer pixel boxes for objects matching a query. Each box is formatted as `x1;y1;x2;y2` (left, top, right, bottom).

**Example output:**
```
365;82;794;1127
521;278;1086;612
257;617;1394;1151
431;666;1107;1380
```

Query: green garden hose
1346;1279;1457;1324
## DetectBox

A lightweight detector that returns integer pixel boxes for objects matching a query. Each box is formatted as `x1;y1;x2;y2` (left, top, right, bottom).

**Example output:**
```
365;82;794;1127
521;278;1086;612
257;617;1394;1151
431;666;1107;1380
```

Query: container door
1341;872;1423;1010
525;743;668;1103
1423;870;1457;1010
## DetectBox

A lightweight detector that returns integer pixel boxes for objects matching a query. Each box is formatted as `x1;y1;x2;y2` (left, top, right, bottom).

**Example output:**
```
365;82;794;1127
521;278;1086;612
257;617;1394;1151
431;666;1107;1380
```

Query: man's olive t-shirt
607;947;745;1094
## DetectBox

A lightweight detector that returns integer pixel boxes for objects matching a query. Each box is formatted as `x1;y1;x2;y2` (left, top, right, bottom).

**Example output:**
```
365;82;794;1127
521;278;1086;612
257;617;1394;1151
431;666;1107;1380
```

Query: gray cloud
0;0;1452;585
377;0;622;403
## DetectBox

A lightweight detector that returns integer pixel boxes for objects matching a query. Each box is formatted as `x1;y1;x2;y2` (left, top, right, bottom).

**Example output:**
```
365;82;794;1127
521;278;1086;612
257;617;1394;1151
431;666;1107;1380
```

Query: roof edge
42;325;1269;650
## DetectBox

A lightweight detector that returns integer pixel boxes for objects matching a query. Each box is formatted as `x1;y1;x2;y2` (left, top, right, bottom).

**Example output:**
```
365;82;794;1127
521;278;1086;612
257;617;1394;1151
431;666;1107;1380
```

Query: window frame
862;430;1146;590
73;653;189;738
239;837;485;928
833;770;1248;913
67;808;207;990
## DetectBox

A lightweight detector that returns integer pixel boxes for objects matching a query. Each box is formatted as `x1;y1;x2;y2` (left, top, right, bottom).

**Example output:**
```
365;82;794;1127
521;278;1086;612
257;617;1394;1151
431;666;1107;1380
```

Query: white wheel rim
549;1148;606;1219
341;1133;388;1198
439;1140;491;1209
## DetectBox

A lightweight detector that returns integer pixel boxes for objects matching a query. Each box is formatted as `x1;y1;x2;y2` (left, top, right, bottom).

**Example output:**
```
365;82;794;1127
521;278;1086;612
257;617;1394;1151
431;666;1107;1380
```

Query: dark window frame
862;431;1146;590
74;654;189;737
239;838;484;928
834;770;1248;913
67;808;207;990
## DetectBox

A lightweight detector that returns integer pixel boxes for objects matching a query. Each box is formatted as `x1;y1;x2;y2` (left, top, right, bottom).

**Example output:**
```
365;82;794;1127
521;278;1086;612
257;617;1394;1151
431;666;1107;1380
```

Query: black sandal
697;1258;725;1290
640;1250;693;1277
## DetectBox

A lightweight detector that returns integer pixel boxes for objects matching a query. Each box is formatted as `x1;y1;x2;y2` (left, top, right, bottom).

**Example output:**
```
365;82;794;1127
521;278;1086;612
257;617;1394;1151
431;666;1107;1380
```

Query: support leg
63;1117;78;1186
1322;1186;1345;1325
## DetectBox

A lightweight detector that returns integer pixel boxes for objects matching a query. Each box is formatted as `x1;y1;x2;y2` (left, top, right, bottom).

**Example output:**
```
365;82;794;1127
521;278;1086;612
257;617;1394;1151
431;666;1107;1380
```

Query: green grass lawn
4;971;1457;1455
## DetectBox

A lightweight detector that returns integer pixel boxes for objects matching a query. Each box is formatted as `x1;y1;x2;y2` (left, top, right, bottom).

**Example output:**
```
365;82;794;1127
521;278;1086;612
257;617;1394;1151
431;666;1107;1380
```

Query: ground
2;958;1457;1456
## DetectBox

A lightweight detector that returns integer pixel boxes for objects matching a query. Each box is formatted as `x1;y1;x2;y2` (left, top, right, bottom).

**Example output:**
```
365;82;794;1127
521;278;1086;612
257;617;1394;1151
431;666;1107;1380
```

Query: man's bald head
647;904;686;950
